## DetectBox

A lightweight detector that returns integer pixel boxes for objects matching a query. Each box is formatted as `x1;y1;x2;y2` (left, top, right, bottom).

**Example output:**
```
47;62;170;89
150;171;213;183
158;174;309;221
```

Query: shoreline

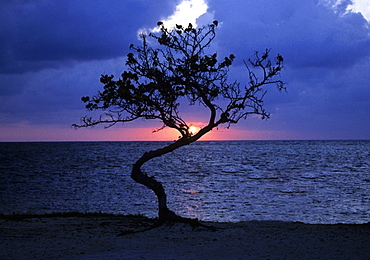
1;214;369;259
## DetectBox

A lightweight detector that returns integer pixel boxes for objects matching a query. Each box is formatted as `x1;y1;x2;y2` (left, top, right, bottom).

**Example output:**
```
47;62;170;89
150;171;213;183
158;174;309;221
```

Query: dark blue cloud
0;0;176;74
208;0;370;69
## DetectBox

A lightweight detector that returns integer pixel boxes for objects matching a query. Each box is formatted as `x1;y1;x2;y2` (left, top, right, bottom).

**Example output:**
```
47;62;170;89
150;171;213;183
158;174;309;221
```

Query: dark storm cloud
0;0;176;74
0;0;179;126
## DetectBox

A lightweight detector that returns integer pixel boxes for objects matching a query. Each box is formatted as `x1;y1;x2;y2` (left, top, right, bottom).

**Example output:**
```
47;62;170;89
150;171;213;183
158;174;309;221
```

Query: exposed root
116;220;162;236
159;209;216;230
117;210;218;236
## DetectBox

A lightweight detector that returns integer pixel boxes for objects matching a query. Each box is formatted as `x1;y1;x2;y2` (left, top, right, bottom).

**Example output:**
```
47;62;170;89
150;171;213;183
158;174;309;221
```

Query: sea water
1;140;369;224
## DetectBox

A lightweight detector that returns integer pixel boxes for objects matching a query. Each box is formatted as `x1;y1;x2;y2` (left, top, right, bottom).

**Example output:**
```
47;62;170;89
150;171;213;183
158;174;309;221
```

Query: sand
1;214;369;260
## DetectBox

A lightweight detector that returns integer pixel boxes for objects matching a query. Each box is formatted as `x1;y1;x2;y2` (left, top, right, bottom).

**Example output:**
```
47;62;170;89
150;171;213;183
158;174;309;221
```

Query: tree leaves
75;21;285;139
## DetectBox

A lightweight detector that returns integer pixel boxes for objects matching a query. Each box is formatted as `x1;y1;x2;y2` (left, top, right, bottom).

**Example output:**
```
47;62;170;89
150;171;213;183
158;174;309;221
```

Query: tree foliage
74;21;284;140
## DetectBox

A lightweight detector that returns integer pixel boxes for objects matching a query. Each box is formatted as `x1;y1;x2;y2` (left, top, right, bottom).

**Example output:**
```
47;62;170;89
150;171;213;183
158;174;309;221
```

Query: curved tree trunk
131;138;190;221
131;125;215;221
131;165;170;220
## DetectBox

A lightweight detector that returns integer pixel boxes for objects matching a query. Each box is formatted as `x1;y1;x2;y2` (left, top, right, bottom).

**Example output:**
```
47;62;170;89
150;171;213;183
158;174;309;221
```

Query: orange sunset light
0;121;290;142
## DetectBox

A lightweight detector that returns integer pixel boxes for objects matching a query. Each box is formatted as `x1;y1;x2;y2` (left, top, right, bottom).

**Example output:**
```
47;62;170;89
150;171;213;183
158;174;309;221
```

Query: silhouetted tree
74;21;285;222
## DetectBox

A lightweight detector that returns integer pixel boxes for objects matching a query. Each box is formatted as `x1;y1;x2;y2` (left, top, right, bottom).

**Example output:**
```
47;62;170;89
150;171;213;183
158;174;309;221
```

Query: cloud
208;0;370;68
0;58;127;126
350;0;370;22
0;0;177;74
154;0;208;29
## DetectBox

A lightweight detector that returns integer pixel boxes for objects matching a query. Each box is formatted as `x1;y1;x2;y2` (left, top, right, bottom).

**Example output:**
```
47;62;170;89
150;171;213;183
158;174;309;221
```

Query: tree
73;21;285;222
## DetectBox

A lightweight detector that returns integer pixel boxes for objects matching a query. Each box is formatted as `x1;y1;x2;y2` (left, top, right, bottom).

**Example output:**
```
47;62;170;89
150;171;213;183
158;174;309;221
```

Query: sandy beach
1;214;369;260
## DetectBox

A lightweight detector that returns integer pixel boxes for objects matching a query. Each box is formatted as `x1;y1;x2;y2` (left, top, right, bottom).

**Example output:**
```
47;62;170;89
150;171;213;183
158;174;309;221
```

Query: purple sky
1;0;369;141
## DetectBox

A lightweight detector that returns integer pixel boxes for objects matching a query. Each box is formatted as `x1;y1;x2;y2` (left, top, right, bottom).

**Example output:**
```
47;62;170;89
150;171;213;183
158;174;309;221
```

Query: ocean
1;140;369;224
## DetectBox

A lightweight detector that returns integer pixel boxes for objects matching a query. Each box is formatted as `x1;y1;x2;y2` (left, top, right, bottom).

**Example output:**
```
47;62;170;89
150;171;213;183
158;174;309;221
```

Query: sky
0;0;369;141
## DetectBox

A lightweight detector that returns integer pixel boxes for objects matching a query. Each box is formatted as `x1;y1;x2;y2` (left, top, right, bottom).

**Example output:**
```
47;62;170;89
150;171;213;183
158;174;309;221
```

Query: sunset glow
188;125;200;136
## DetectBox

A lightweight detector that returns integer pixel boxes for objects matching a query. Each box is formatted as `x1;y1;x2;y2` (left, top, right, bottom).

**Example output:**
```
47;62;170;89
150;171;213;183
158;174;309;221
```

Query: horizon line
1;139;369;143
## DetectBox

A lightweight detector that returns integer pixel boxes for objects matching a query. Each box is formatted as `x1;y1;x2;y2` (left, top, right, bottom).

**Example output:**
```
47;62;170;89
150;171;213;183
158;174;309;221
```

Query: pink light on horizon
0;121;295;142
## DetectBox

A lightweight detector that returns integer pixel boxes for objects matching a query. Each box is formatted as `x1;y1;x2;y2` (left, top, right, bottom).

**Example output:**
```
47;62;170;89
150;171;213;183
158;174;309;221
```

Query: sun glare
188;125;200;135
